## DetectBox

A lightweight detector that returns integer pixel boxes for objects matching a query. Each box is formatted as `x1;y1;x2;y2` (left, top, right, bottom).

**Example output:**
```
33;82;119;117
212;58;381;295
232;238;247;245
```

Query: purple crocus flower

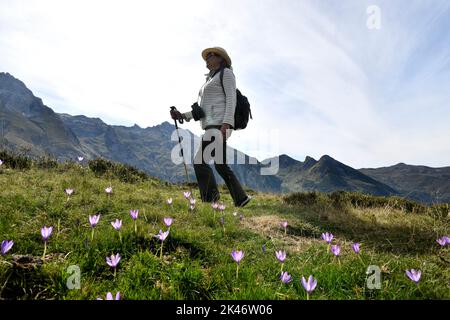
41;226;53;242
190;198;196;205
89;214;101;228
65;188;74;196
129;209;139;233
218;204;226;212
301;275;318;295
0;159;3;166
211;202;219;218
281;221;288;234
106;253;121;268
231;250;244;279
280;271;292;284
189;204;195;211
111;219;122;231
321;232;334;244
239;214;244;221
405;269;421;283
437;236;449;246
164;217;173;227
130;209;139;220
109;292;120;300
41;226;53;259
436;237;447;246
156;230;169;259
331;245;341;256
1;240;14;255
105;187;113;194
77;156;84;162
352;243;360;254
262;244;266;253
97;292;120;300
89;215;100;241
275;250;287;263
231;250;244;264
183;191;191;199
155;230;169;242
166;198;173;205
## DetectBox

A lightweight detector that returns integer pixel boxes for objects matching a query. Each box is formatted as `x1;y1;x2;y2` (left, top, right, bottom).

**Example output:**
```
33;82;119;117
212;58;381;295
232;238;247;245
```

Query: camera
191;102;205;121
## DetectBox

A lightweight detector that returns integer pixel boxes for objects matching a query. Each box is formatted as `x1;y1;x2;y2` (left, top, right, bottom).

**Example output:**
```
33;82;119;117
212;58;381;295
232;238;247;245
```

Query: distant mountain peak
260;154;299;168
153;121;174;131
0;72;27;89
160;121;173;127
303;156;317;170
278;154;299;167
0;72;20;81
316;155;339;167
279;154;297;161
0;72;83;159
394;162;408;167
0;72;32;98
319;154;334;161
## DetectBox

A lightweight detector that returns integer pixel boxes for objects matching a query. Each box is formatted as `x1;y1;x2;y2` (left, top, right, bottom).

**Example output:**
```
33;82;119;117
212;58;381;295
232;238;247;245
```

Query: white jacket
183;68;237;129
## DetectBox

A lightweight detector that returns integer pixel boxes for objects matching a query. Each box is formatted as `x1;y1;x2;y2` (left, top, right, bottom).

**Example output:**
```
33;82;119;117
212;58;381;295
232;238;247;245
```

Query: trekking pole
170;106;193;197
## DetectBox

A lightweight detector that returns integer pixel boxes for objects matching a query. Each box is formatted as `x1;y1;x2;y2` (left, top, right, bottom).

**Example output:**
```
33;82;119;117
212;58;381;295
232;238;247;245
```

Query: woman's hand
170;110;184;121
220;123;232;141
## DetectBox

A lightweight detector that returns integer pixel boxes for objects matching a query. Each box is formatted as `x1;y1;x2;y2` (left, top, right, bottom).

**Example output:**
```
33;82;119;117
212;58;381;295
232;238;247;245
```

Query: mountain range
1;72;449;204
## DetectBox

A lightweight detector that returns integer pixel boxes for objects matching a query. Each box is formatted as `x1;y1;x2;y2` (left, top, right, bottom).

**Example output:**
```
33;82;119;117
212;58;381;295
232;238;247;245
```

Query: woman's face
206;52;223;71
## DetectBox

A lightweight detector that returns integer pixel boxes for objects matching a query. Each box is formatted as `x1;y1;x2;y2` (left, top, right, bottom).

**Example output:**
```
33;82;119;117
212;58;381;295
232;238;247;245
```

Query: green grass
0;156;449;300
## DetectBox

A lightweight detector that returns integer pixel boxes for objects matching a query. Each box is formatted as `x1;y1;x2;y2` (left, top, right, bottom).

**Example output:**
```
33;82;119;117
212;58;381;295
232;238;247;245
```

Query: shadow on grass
165;236;209;262
283;204;442;255
0;261;65;300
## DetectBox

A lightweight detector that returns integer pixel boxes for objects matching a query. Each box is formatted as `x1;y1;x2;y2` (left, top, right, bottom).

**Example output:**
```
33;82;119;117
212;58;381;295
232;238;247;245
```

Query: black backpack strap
219;67;226;96
220;67;236;129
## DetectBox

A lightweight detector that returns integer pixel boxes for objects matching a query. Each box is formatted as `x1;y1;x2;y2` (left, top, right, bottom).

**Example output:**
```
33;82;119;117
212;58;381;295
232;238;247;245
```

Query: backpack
219;68;253;130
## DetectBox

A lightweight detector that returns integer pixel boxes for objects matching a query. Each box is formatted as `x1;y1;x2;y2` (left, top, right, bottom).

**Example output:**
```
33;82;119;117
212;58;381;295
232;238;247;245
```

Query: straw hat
201;47;232;67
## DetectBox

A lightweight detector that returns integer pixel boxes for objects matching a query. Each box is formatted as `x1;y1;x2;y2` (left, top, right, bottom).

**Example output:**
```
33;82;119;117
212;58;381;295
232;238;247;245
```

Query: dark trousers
193;126;247;206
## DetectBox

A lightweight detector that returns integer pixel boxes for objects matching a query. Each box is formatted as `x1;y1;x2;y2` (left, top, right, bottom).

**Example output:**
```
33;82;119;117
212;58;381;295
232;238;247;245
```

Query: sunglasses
206;52;216;60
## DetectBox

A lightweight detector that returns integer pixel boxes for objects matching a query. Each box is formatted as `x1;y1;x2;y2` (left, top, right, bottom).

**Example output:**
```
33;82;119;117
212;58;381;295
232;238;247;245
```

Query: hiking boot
236;195;252;208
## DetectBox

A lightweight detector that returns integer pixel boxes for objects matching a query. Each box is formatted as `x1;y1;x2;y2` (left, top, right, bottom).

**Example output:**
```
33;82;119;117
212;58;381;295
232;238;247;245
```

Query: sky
1;0;450;169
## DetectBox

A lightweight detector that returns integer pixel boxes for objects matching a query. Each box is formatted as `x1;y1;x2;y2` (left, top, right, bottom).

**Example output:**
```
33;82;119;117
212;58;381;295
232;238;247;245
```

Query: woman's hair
219;58;232;70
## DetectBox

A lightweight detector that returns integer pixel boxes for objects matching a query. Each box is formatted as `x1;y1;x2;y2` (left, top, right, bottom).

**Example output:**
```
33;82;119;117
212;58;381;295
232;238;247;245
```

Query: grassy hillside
0;152;449;300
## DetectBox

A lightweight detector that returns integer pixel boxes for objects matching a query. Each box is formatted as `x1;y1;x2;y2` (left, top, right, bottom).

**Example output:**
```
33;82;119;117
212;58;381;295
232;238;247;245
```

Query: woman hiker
170;47;251;208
